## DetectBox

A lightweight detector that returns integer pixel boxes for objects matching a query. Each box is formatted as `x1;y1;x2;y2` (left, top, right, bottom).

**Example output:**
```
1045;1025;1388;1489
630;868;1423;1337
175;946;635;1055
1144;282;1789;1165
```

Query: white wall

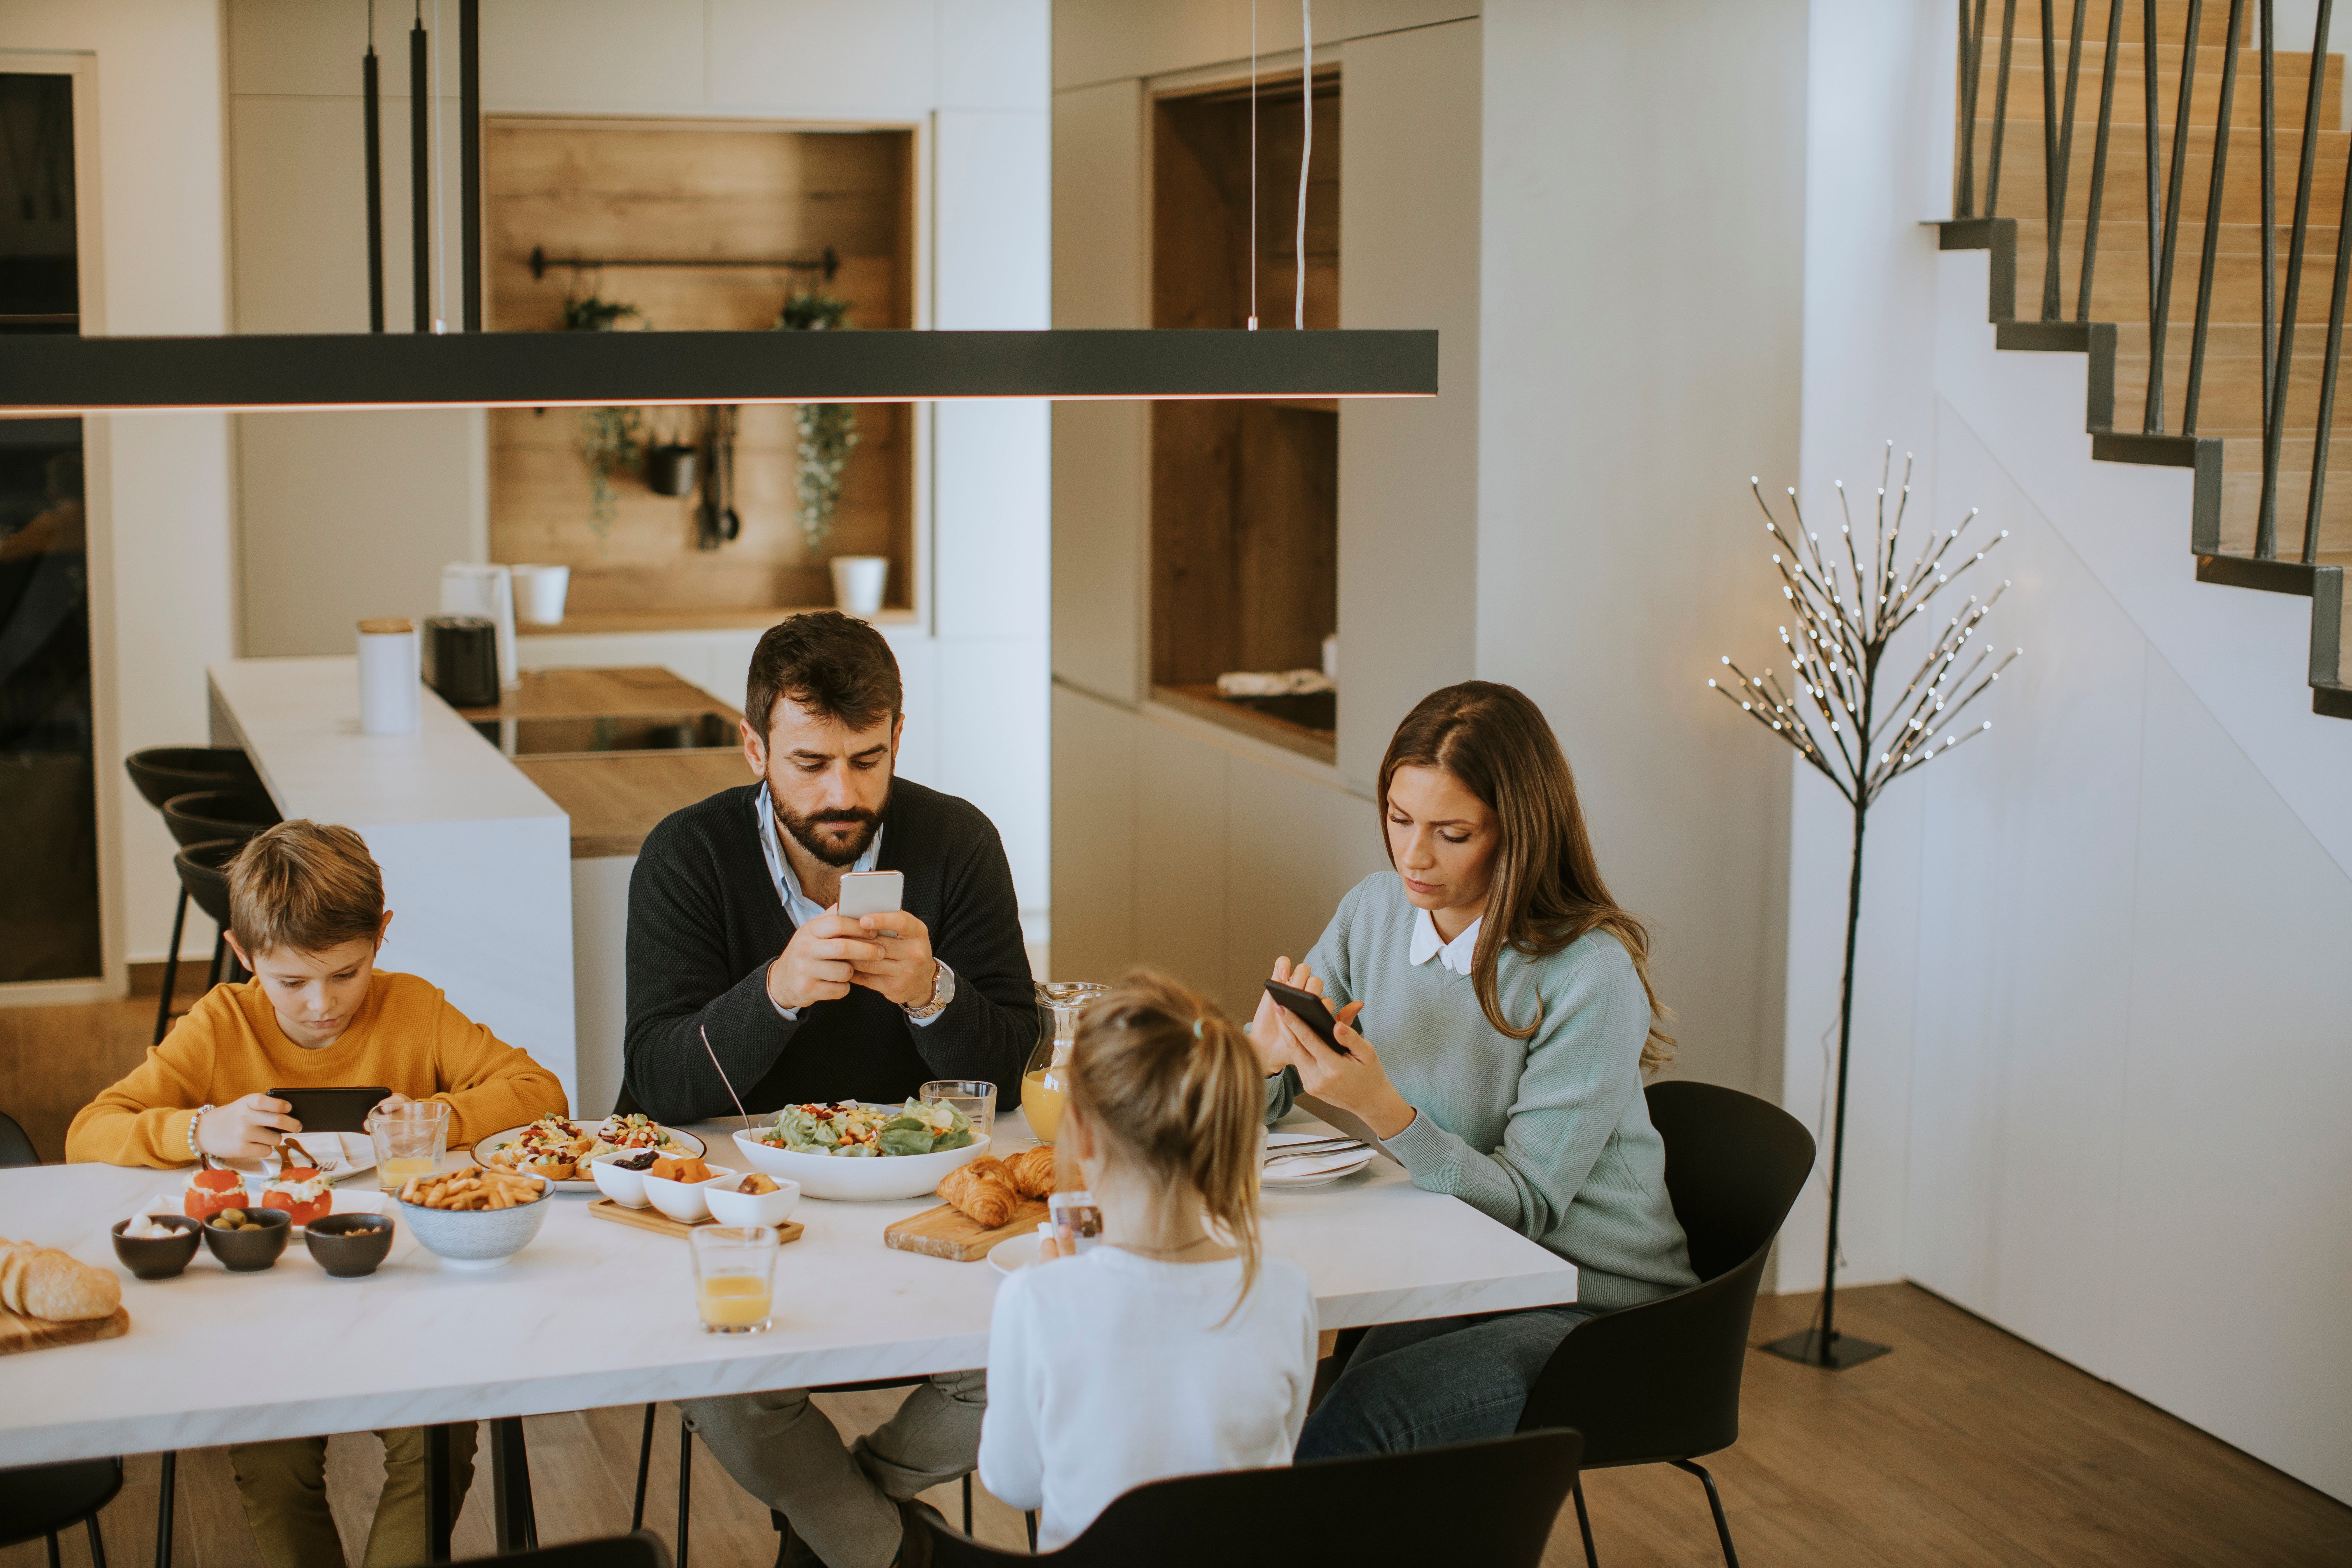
1477;0;1808;1099
1049;5;1486;1009
3;2;237;985
224;0;1054;934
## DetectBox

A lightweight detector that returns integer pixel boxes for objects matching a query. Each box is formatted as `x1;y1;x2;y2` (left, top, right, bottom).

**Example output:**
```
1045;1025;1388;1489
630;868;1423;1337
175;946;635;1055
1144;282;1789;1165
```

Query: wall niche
1149;72;1339;760
485;118;916;631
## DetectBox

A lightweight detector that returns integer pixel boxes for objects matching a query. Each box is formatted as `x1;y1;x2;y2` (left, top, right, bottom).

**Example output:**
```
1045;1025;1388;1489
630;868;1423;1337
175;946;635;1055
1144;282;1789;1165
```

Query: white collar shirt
1408;908;1481;976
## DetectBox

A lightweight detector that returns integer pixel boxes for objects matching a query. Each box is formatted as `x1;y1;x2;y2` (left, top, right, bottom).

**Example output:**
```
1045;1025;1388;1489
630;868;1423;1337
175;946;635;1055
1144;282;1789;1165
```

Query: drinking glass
370;1100;450;1195
1047;1190;1104;1256
919;1079;997;1143
691;1225;778;1334
1026;982;1108;1143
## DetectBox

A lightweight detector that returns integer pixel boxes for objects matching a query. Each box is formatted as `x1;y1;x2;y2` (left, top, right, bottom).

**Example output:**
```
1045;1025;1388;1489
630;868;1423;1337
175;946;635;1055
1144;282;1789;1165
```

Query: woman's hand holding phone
1248;958;1323;1077
1268;996;1416;1142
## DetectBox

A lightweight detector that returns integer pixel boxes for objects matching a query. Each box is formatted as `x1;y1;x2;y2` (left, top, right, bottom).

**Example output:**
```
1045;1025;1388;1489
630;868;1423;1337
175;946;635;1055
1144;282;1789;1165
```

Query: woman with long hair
1253;681;1697;1457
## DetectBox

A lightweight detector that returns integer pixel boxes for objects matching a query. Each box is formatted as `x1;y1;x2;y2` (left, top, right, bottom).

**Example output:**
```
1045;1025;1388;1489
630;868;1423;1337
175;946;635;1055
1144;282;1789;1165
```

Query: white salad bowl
643;1165;739;1224
705;1175;802;1228
732;1130;991;1202
589;1149;656;1209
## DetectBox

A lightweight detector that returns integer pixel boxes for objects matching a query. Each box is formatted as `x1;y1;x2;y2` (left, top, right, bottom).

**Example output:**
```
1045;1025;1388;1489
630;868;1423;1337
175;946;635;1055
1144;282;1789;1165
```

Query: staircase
1942;0;2351;718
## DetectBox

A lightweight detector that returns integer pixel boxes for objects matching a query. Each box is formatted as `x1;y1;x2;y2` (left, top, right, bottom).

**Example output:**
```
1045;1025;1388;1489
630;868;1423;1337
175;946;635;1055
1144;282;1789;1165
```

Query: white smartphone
838;869;905;919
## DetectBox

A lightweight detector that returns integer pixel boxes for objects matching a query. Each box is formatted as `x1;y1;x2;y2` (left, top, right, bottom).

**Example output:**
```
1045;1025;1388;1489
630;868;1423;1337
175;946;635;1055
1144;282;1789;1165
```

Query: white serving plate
1262;1132;1374;1188
988;1229;1047;1276
732;1128;990;1201
472;1122;705;1193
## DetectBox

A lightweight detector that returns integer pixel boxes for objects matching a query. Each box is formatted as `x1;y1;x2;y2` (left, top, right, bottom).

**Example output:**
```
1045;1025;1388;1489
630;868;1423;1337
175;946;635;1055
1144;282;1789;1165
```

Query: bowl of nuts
392;1170;552;1270
200;1207;291;1272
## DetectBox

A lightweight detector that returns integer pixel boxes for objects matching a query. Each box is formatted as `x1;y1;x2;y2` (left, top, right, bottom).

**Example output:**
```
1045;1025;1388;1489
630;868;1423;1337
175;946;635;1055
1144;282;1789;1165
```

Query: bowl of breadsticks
392;1169;552;1269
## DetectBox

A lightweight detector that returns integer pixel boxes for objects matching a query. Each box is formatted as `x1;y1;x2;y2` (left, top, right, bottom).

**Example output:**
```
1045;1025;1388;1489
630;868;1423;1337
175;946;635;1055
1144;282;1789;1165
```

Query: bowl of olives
201;1206;291;1272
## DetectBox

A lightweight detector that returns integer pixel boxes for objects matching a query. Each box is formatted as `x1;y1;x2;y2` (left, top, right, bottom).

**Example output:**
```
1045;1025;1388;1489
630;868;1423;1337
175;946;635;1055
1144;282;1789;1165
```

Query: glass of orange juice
691;1225;777;1334
371;1100;449;1193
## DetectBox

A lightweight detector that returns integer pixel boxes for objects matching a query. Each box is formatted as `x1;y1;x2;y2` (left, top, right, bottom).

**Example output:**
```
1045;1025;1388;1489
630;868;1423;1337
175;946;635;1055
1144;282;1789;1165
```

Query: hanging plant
774;292;860;560
562;296;648;547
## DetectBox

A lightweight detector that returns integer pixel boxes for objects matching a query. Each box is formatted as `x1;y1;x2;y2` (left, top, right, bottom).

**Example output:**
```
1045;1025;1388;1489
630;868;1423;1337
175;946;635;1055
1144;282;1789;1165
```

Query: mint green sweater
1269;874;1698;1312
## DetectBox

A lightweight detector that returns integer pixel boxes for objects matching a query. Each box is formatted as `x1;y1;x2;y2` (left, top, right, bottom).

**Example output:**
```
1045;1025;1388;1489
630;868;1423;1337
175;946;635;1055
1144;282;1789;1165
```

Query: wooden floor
6;995;2351;1565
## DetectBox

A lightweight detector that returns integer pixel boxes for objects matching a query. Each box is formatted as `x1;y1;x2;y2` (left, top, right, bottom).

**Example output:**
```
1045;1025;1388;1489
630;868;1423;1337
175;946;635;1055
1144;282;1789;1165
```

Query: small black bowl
111;1215;202;1280
303;1213;394;1278
200;1207;291;1272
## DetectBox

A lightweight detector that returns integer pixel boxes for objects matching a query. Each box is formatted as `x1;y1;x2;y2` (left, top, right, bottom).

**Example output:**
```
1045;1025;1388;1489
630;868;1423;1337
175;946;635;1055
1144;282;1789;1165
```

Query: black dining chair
630;1380;1002;1568
0;1108;37;1168
152;791;278;1042
454;1530;671;1568
920;1428;1582;1566
174;838;250;986
1517;1079;1816;1568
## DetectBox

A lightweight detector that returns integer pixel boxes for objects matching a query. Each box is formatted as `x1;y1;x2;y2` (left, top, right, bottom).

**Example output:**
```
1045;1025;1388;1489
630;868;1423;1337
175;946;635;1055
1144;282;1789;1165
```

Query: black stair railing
1957;0;2347;566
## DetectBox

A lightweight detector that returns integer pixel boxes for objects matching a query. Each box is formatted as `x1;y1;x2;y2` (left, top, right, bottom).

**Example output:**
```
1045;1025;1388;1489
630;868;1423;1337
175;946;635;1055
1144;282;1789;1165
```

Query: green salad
757;1099;974;1158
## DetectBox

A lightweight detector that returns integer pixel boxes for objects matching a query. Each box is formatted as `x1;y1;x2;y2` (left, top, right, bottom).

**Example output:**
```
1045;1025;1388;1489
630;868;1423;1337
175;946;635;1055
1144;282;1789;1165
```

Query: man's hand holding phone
765;914;884;1012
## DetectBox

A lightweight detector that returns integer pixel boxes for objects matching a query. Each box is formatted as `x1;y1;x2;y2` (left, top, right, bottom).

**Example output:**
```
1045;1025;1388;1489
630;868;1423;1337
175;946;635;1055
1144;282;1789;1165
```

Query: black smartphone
1263;980;1357;1057
268;1086;394;1134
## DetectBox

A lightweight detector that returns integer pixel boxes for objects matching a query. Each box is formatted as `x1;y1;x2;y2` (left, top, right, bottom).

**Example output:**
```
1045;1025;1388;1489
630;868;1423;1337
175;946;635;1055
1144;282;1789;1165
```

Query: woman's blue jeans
1295;1304;1598;1460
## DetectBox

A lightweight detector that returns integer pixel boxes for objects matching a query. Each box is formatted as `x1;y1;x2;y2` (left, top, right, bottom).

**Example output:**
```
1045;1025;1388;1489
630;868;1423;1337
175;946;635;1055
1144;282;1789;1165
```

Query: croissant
1000;1147;1057;1200
0;1239;122;1322
937;1157;1020;1229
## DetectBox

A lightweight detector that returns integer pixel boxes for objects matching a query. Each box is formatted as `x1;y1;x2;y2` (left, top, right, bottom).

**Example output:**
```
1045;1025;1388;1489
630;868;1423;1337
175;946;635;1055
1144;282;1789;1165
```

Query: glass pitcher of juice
1024;981;1108;1143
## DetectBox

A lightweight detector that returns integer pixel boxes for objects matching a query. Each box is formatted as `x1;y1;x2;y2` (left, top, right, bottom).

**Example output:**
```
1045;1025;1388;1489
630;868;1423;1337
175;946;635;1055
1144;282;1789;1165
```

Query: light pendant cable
1248;0;1258;330
1295;0;1311;330
429;0;447;332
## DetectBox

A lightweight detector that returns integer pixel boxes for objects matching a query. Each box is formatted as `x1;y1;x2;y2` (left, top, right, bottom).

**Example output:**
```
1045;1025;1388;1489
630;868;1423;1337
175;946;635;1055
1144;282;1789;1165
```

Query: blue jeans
1295;1304;1599;1460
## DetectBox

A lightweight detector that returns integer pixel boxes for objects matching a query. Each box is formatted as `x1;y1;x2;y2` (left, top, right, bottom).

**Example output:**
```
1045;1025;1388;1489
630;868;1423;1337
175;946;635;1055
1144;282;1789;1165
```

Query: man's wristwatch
903;960;953;1021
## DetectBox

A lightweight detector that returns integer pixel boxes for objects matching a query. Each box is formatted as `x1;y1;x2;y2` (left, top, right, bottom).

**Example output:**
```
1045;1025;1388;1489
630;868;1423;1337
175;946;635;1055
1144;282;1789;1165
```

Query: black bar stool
153;790;278;1041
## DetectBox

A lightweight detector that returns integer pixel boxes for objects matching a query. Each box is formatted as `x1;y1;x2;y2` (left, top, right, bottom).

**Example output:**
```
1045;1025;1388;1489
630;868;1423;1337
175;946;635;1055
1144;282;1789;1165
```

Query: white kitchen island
206;657;579;1108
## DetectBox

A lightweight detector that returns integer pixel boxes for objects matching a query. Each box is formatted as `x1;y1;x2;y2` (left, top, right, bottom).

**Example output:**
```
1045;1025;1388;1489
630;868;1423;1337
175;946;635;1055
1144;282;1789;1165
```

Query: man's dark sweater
619;778;1035;1123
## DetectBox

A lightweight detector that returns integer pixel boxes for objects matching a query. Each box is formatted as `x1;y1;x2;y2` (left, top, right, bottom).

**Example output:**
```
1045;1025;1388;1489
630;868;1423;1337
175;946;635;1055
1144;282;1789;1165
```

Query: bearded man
618;609;1034;1568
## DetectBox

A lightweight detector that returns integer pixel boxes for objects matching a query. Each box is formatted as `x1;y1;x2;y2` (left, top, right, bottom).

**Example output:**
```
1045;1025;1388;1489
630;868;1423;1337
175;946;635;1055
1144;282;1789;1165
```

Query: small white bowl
706;1175;801;1228
732;1129;990;1202
643;1164;738;1224
589;1150;657;1209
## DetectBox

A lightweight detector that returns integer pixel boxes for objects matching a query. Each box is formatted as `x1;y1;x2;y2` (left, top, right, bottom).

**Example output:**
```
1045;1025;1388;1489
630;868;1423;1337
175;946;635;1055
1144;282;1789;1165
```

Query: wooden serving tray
1;1305;130;1356
585;1199;804;1245
884;1198;1050;1262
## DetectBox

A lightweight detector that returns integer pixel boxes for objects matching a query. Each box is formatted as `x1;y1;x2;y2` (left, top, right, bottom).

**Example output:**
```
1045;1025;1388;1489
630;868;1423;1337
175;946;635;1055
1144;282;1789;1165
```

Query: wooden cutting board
0;1306;130;1355
884;1198;1050;1262
584;1199;803;1245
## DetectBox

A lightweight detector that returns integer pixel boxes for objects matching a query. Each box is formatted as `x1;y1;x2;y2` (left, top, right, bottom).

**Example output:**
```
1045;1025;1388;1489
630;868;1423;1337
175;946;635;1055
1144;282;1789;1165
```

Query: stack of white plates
1262;1131;1375;1188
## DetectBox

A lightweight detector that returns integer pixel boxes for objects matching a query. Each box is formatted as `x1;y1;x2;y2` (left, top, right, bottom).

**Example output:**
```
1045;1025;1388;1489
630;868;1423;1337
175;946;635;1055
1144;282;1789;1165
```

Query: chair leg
1670;1459;1739;1568
1572;1476;1598;1568
426;1424;453;1564
677;1417;692;1568
45;1531;61;1568
156;1450;177;1568
1024;1511;1037;1552
154;888;189;1044
961;1472;972;1535
631;1404;656;1532
85;1513;109;1568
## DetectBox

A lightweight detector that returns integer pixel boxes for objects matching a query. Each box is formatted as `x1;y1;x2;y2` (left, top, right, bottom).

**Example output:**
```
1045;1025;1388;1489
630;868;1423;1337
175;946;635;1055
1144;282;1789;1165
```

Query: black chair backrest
0;1110;39;1168
924;1429;1582;1567
161;789;280;850
1517;1081;1814;1469
125;746;258;811
453;1531;670;1568
173;840;245;929
0;1457;123;1548
1647;1079;1819;1283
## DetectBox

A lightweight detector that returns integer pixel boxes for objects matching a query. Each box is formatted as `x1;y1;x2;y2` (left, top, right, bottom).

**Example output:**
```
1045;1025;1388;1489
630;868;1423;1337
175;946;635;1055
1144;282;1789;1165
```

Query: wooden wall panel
483;120;915;617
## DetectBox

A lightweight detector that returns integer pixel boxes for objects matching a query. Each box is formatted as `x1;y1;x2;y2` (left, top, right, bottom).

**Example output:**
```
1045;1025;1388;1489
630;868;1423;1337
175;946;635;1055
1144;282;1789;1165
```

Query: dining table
0;1107;1577;1556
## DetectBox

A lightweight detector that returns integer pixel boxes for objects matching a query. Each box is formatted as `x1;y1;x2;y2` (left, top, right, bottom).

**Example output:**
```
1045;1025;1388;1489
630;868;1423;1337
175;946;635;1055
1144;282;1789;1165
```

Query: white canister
356;618;420;736
511;564;570;626
830;555;889;616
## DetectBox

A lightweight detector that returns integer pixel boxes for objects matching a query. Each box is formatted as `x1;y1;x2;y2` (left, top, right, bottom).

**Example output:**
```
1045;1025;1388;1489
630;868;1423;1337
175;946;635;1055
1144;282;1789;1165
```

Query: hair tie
1192;1018;1205;1039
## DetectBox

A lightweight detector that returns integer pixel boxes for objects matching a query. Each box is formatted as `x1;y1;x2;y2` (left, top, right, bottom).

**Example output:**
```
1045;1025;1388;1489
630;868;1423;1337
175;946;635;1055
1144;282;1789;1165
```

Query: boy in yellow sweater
68;819;569;1568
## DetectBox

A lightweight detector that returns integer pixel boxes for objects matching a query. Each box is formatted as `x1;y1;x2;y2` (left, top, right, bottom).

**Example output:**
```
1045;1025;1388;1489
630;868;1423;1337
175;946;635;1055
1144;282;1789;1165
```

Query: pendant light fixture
0;1;1436;415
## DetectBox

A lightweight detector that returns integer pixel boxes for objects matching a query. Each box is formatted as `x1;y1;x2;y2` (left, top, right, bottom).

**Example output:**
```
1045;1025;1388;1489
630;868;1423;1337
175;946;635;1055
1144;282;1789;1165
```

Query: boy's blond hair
226;821;385;958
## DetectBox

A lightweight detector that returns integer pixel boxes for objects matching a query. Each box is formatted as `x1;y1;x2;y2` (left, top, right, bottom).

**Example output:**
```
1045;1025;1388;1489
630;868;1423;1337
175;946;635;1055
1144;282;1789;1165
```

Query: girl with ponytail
976;970;1318;1552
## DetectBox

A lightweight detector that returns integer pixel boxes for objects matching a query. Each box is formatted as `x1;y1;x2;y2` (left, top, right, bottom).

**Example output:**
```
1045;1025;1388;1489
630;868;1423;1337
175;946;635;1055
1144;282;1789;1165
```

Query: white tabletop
0;1112;1575;1466
209;656;564;829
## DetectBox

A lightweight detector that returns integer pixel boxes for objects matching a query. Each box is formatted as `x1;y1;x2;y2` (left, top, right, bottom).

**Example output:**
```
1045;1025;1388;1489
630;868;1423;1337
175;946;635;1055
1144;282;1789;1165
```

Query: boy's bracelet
188;1105;214;1162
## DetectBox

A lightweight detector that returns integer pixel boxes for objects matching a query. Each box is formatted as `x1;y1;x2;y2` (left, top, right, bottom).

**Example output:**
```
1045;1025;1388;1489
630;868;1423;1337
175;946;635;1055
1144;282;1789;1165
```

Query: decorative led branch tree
1709;443;2020;1371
